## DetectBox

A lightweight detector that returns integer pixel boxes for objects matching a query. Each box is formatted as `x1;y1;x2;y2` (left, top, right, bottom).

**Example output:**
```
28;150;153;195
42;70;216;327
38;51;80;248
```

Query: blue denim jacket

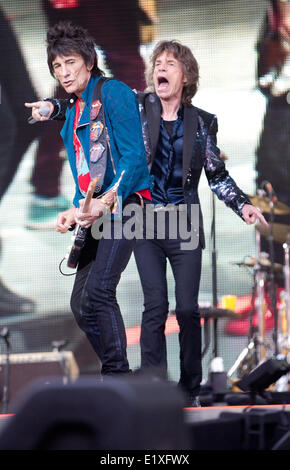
59;76;151;207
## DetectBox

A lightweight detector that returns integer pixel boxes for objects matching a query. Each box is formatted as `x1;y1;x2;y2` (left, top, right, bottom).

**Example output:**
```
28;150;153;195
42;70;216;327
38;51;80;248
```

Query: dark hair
46;21;104;77
146;40;199;106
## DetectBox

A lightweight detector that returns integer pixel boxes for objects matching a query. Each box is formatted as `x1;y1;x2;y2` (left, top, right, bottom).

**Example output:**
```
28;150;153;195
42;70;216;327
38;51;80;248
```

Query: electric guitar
66;177;98;269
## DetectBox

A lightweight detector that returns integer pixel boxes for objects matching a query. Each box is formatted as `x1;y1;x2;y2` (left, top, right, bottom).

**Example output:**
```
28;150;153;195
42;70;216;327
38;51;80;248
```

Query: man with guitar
26;21;151;378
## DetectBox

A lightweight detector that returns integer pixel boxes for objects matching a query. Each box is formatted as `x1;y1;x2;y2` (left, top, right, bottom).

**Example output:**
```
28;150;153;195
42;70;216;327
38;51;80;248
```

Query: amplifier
0;351;79;411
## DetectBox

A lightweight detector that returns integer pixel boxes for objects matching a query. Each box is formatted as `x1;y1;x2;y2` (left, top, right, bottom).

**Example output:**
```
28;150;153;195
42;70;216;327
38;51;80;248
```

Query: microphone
261;180;278;202
28;104;51;124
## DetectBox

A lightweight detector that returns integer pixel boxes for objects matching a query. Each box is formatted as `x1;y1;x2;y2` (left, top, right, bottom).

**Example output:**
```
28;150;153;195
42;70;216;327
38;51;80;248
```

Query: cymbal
233;256;283;272
247;194;290;215
199;306;239;319
256;222;290;244
170;307;238;319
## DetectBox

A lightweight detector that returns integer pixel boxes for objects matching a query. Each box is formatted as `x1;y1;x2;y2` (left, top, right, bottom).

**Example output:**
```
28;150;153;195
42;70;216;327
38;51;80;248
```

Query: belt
153;203;186;212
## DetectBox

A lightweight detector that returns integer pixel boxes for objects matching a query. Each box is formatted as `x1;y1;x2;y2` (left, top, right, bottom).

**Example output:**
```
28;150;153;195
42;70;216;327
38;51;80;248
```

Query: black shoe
177;382;202;407
133;367;168;382
0;278;36;315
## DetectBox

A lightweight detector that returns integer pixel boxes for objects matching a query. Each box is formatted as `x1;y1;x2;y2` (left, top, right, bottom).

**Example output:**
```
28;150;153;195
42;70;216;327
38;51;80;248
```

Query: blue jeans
70;195;139;375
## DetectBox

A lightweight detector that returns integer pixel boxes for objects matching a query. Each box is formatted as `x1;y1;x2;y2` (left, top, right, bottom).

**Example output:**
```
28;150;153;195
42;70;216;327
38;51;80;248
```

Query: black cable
58;257;76;276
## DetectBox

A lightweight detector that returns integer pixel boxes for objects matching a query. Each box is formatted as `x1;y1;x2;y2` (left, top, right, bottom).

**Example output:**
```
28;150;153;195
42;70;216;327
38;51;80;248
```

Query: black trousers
134;208;202;396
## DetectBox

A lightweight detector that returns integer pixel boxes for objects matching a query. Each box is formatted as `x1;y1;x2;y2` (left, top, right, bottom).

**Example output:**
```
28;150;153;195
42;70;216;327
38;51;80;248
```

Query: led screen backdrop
0;0;288;386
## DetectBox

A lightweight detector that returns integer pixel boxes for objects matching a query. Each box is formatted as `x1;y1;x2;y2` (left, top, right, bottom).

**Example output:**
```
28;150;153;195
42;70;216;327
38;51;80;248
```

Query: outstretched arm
25;98;69;121
241;204;268;226
204;116;268;227
24;100;54;121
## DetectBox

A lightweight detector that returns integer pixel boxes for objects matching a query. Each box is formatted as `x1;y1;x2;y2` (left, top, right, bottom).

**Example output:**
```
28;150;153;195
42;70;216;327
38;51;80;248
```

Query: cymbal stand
284;235;290;353
227;268;259;378
0;327;11;414
249;194;269;364
279;235;290;355
267;192;279;356
275;236;290;391
255;255;267;363
254;191;269;362
249;224;267;365
228;203;267;379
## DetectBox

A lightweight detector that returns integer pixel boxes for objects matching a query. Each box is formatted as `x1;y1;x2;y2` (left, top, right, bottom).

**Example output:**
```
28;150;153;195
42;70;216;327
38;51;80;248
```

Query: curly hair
46;21;104;78
146;40;199;106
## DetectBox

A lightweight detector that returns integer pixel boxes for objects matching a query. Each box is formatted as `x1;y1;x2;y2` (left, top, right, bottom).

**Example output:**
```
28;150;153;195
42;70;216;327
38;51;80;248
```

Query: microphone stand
283;235;290;353
211;192;218;357
51;340;69;384
0;327;11;414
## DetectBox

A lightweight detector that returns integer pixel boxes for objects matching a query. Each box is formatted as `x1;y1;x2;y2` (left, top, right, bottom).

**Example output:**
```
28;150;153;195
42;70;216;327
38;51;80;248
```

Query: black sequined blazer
137;92;251;248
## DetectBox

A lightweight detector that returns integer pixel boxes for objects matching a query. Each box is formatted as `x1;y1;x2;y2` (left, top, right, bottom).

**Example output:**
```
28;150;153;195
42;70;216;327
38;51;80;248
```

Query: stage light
236;357;290;393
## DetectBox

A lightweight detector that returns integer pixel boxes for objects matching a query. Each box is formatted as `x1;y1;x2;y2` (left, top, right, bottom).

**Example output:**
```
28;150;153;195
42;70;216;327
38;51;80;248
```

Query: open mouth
157;76;169;90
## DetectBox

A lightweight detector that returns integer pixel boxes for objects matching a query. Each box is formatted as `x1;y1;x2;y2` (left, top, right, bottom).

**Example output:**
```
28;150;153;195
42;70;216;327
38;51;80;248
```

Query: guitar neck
82;177;98;212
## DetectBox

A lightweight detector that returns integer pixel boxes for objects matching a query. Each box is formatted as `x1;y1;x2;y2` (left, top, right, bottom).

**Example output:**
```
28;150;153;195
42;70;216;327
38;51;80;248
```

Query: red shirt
138;189;151;201
73;99;151;202
73;99;90;196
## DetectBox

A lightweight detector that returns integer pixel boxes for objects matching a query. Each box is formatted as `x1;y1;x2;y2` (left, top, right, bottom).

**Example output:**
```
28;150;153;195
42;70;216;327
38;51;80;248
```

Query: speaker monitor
0;351;79;412
236;358;290;393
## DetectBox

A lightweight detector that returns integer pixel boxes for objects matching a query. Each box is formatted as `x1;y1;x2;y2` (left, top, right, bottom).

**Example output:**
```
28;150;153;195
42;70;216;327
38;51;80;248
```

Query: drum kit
228;189;290;382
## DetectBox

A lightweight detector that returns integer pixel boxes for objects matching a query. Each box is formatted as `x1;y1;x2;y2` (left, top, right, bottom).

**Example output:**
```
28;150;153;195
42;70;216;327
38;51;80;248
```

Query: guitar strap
135;91;152;169
89;77;111;193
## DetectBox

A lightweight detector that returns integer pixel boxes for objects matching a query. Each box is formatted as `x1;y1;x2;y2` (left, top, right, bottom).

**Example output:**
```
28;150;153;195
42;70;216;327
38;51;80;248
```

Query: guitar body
66;177;98;269
66;225;88;269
